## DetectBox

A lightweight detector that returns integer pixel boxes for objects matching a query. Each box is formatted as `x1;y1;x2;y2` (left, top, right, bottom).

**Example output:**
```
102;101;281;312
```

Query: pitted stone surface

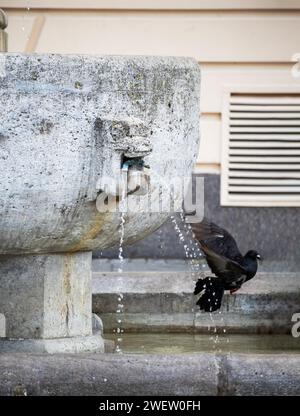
0;252;92;340
0;352;299;396
0;54;200;255
0;54;200;353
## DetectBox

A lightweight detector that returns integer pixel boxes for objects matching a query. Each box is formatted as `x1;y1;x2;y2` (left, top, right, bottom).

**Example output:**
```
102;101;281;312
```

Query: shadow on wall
96;174;300;264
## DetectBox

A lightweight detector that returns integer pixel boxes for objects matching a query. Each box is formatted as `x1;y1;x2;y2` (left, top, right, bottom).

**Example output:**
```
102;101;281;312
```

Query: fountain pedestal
0;252;104;353
0;53;200;353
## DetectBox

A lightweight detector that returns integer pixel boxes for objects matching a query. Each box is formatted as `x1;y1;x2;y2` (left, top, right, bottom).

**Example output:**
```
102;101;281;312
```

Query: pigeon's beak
256;254;263;261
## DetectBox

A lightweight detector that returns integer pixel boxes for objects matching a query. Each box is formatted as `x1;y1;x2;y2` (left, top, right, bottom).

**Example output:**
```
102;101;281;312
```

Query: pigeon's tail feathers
194;276;224;312
194;278;207;295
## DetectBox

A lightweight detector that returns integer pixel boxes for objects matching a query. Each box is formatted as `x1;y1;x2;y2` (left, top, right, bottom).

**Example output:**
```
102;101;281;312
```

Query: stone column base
0;252;105;353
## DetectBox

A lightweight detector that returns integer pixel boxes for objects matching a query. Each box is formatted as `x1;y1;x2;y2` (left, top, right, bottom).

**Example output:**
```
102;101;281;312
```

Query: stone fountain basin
0;53;200;255
0;352;299;395
0;54;200;353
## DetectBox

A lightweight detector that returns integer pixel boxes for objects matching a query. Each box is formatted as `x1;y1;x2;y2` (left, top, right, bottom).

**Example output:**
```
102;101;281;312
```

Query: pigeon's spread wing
192;218;243;263
199;242;246;280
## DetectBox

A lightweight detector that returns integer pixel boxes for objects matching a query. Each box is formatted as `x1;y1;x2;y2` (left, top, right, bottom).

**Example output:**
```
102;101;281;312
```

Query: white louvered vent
221;91;300;206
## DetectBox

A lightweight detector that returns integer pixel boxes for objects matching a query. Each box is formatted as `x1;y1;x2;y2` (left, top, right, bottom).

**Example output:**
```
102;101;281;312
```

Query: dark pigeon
192;218;261;312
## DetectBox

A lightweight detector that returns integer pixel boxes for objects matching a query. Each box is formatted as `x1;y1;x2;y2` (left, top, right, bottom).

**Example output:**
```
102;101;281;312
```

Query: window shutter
221;91;300;206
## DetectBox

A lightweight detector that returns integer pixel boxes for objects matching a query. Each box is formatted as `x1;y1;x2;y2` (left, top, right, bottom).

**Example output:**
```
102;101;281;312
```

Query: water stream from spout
172;212;223;351
114;171;127;353
115;216;125;353
182;214;229;350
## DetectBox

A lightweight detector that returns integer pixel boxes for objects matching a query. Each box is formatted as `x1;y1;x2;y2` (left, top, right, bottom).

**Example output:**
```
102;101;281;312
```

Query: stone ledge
92;270;300;294
0;352;299;396
92;270;300;334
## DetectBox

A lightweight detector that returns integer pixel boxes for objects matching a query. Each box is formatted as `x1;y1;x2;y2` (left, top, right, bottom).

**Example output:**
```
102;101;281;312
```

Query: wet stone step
92;269;300;334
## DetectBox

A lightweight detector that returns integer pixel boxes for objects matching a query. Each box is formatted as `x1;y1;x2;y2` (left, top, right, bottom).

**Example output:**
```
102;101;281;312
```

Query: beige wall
2;0;300;173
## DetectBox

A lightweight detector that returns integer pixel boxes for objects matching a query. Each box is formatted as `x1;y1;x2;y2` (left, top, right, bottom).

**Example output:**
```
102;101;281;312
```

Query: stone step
92;269;300;334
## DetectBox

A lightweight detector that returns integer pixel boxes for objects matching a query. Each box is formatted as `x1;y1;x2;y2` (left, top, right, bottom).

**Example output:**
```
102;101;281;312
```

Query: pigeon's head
245;250;262;261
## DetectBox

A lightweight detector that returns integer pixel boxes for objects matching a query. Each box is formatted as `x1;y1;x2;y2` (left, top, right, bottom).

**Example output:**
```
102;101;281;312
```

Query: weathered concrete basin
0;54;200;352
